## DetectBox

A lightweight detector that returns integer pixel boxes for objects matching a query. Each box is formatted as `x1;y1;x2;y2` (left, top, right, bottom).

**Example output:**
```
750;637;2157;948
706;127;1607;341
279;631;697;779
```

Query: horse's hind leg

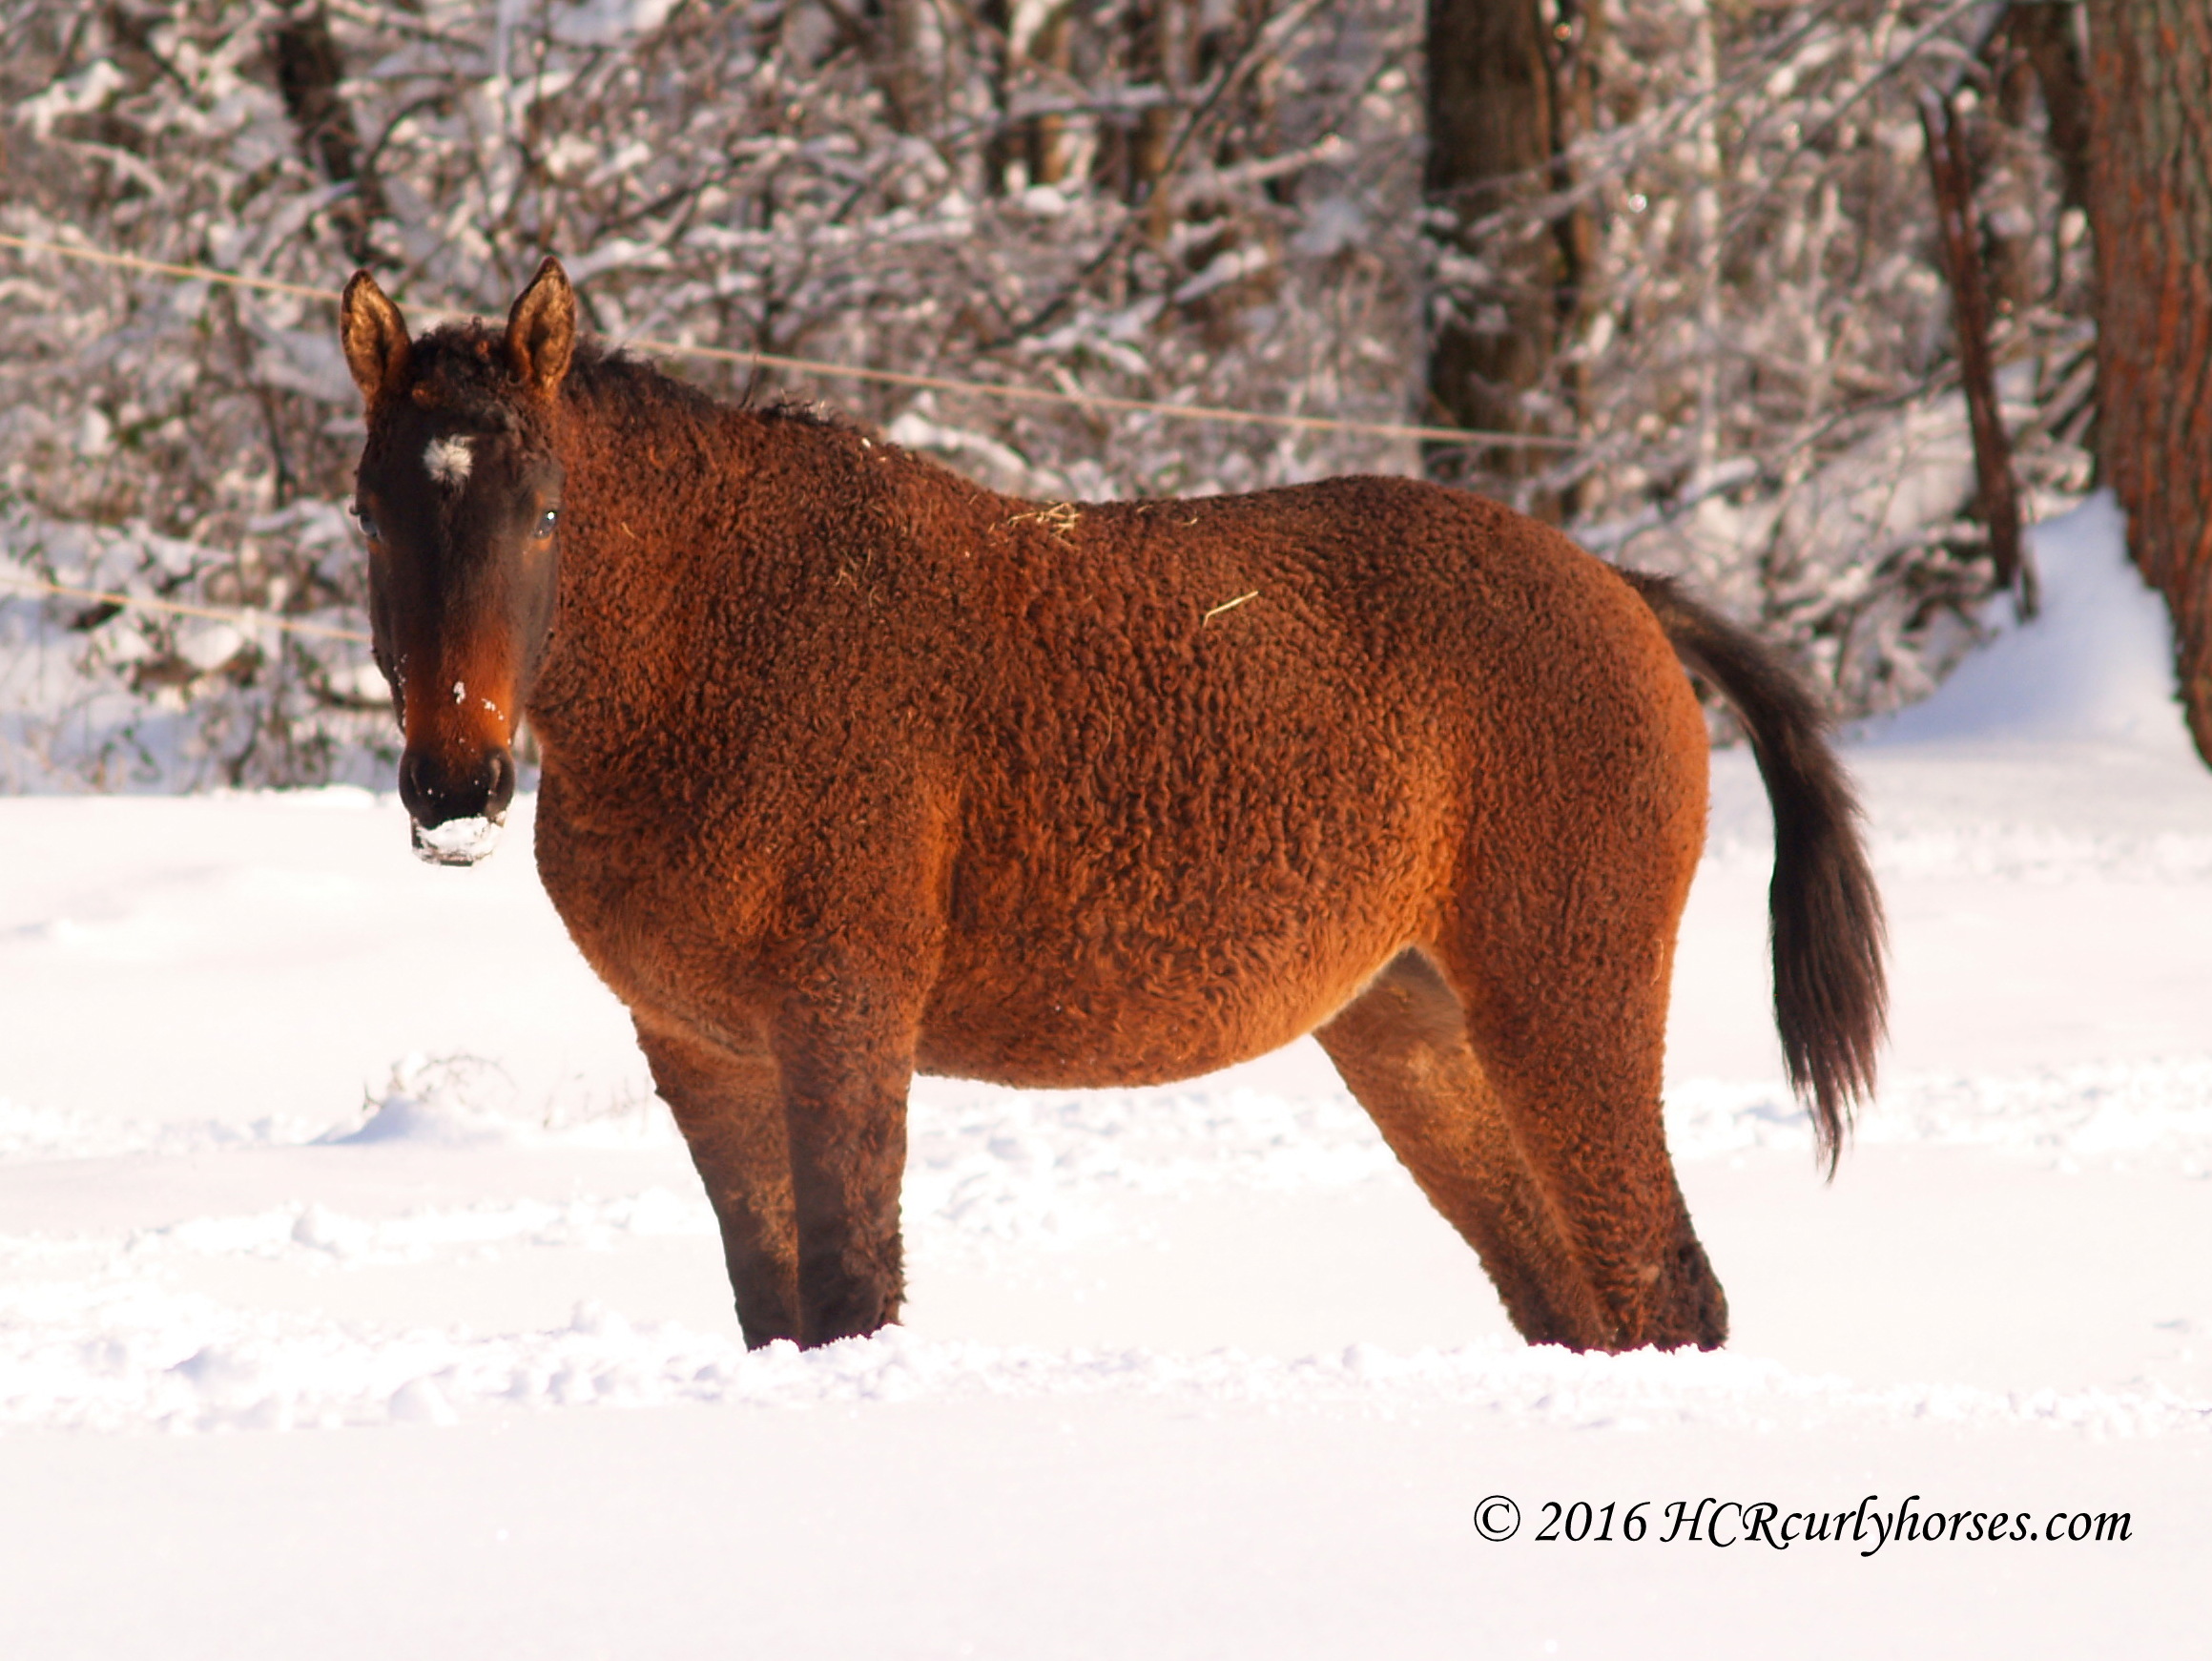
632;1015;801;1348
1431;870;1726;1352
1318;952;1610;1346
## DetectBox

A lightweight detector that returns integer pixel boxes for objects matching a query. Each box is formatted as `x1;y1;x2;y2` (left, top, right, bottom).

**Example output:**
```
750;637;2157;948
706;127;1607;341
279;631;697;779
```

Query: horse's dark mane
565;335;725;420
401;322;537;431
406;319;859;438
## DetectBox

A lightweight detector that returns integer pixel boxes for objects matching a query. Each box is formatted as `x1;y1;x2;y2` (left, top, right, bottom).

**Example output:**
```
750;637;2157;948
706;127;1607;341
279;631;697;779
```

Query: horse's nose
400;746;514;829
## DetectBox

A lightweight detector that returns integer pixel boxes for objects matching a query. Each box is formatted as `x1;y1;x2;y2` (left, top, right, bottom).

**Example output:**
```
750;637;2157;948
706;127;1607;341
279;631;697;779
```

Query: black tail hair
1623;571;1888;1174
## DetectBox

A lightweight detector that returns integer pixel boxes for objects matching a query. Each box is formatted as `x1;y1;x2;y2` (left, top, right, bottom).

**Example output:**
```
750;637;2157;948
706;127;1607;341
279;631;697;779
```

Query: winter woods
0;2;2109;787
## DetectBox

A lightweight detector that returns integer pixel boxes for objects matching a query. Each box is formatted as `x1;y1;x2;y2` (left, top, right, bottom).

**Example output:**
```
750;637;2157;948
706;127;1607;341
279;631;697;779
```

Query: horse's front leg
632;1012;801;1348
770;1002;917;1346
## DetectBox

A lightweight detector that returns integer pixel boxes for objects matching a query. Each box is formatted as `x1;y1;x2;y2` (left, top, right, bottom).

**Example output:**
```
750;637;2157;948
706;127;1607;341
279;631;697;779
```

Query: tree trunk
1545;0;1602;486
1094;0;1181;246
2082;0;2212;763
975;0;1075;193
829;0;934;136
2005;1;2092;212
267;2;384;266
1421;0;1588;514
1982;4;2091;321
879;0;935;137
1923;91;2033;615
1027;4;1075;188
979;0;1019;196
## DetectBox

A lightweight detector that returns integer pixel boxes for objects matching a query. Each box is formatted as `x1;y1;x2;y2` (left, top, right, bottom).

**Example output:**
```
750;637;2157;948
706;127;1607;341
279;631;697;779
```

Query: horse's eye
534;508;560;541
355;506;381;543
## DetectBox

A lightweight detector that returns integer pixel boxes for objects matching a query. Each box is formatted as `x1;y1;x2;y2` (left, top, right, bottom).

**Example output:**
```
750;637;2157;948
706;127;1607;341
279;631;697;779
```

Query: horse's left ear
506;257;576;396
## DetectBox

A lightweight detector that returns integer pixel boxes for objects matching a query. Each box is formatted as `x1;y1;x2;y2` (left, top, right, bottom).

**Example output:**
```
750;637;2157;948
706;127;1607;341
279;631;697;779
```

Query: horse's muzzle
401;746;515;866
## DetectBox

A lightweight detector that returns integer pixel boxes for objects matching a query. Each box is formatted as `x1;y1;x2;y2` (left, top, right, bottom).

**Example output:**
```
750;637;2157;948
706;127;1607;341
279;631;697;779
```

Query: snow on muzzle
411;812;506;866
399;737;516;867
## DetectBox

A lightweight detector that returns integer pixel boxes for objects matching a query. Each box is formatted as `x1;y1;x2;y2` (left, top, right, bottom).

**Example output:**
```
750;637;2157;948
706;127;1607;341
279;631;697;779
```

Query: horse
338;257;1885;1354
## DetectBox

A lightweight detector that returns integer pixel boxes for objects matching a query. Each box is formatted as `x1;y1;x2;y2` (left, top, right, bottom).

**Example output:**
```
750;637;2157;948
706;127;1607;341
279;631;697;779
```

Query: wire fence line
0;227;1574;646
0;230;1574;450
0;571;372;643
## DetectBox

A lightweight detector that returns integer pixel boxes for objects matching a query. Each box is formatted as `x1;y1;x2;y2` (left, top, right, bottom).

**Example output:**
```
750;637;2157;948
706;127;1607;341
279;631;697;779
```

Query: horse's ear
506;257;576;397
340;271;411;407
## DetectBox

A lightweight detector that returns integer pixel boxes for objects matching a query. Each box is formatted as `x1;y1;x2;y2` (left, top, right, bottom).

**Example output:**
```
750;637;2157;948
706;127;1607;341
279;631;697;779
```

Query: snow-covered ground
2;494;2206;1656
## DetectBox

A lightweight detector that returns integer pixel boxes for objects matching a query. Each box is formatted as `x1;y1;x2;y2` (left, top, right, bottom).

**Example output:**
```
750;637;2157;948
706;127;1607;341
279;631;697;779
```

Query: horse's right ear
340;272;411;408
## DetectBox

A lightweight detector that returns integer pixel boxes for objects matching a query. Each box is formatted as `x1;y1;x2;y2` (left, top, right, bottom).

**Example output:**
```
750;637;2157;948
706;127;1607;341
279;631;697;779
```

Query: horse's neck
530;393;754;767
529;396;977;779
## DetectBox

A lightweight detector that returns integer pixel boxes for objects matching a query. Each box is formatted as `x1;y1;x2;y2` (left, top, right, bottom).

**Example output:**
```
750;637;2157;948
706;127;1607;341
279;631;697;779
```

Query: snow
2;495;2207;1654
1861;490;2194;756
412;811;504;865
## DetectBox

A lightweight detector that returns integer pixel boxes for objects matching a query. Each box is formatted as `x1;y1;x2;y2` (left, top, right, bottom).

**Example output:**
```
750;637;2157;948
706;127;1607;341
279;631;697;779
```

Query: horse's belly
919;796;1442;1087
915;997;1314;1089
915;924;1394;1089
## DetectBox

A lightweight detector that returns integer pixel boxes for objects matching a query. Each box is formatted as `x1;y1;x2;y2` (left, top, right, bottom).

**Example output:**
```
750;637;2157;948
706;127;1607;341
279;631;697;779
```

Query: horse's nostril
403;746;513;831
483;749;516;819
399;751;437;821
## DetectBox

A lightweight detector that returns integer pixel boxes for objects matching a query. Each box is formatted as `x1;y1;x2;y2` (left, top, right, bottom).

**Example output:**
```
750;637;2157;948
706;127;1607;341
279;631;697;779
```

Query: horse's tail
1621;571;1887;1174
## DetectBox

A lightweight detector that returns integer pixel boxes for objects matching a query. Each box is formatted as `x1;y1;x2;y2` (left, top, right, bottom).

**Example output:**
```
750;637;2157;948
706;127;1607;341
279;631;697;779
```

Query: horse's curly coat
341;260;1886;1353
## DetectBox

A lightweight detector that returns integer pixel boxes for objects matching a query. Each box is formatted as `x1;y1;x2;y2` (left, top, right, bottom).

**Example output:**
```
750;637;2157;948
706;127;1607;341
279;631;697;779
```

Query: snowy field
2;495;2206;1656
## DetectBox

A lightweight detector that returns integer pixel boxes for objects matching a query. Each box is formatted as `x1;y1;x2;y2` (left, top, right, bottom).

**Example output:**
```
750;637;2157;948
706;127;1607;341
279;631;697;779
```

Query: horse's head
340;259;575;865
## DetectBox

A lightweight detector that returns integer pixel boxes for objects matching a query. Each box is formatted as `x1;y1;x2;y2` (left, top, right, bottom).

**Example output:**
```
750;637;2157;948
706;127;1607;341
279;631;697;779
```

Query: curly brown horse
339;258;1885;1353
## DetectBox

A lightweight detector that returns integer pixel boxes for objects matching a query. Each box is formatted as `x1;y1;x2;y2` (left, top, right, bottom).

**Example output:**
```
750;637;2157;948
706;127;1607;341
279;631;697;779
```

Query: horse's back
955;474;1706;882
